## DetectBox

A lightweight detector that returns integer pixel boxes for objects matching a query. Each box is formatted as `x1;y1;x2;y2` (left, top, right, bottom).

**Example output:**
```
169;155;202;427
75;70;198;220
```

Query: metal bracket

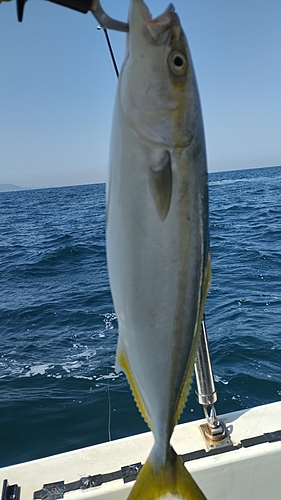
1;480;21;500
40;482;65;500
121;462;142;484
199;420;233;451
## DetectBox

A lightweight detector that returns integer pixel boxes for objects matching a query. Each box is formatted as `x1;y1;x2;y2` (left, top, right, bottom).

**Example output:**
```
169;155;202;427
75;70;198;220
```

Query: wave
1;170;281;467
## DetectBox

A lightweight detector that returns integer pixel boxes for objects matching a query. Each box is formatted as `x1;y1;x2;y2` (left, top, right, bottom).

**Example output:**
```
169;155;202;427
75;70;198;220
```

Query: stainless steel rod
194;317;217;407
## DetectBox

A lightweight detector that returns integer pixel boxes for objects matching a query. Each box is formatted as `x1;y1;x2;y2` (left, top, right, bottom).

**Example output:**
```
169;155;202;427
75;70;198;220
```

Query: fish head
119;0;201;148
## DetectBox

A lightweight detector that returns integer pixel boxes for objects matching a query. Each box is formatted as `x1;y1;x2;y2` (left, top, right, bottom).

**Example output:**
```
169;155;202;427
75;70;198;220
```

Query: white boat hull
1;401;281;500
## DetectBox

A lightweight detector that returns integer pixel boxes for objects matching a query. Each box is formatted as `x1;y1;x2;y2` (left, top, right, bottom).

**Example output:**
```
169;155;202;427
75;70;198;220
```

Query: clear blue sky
0;0;280;188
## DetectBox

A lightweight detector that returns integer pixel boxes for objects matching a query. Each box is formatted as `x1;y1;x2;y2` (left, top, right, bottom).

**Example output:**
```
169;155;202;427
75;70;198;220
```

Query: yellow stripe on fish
173;253;211;428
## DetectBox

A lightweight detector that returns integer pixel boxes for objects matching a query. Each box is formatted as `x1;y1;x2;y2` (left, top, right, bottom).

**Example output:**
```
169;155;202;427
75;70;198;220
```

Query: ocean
0;165;280;468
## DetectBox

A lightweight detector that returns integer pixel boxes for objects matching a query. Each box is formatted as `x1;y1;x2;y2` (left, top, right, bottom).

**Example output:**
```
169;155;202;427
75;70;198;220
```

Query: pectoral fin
149;150;172;221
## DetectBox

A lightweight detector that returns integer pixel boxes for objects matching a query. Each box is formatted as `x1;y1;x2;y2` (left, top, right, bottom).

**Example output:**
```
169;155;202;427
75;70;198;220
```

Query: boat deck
1;401;281;500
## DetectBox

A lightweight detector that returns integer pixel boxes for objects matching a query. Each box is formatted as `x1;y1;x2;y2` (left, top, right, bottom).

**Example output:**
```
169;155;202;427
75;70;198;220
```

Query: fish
106;0;211;498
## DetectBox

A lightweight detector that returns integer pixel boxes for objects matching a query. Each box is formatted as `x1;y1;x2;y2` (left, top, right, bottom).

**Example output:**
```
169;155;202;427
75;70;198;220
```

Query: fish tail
127;445;207;499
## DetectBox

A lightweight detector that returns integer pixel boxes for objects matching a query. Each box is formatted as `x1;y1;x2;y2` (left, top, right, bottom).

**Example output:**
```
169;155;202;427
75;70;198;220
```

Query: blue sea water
0;166;281;468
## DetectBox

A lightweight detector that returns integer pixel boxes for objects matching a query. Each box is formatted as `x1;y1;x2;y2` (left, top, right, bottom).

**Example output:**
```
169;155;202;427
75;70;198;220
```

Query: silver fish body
106;1;210;498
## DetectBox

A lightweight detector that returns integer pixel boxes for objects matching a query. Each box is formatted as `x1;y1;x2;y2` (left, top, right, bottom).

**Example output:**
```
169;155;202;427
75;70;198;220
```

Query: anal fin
116;342;152;430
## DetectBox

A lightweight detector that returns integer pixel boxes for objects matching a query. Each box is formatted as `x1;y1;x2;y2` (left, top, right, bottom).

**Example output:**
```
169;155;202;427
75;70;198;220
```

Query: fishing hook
16;0;129;32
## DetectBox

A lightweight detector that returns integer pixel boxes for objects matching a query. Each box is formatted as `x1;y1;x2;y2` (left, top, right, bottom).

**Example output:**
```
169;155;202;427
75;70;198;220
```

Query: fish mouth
145;3;177;44
131;1;177;44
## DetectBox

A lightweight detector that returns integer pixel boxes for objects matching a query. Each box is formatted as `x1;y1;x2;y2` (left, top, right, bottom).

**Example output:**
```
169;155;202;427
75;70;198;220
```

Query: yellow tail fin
127;445;207;500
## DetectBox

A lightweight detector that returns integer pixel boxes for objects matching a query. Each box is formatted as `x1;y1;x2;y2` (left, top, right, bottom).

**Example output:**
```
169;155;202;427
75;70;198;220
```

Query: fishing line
97;26;119;78
104;312;118;440
102;313;117;442
97;25;119;441
106;348;112;441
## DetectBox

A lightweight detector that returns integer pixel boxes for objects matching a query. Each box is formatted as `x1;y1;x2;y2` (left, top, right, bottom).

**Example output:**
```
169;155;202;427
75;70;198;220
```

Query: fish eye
168;50;187;75
174;55;184;67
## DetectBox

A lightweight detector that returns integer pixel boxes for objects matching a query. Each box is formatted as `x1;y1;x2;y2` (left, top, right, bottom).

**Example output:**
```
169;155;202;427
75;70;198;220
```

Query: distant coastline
0;183;24;192
1;165;280;192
